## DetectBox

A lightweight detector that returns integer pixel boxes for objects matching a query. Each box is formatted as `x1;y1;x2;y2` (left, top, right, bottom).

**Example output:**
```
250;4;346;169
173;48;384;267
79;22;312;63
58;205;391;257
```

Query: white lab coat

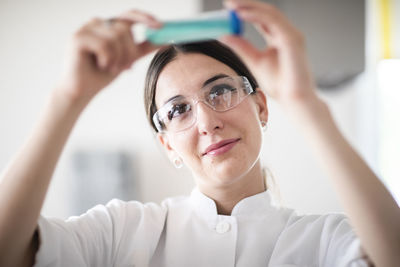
34;188;370;266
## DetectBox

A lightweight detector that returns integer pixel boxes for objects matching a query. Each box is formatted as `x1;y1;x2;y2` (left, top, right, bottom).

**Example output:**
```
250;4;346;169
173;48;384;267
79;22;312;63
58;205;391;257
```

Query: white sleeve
269;213;373;266
320;215;372;267
34;199;167;267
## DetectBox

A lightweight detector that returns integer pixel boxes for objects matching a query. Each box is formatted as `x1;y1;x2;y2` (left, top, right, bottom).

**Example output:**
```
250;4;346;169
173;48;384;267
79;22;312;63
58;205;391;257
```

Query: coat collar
189;187;275;223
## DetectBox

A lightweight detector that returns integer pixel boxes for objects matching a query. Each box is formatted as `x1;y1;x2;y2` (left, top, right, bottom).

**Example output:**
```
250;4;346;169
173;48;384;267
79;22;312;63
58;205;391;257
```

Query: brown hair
144;40;259;132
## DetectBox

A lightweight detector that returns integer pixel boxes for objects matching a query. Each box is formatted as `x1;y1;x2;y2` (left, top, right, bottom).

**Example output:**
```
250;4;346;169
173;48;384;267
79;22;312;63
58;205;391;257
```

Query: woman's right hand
0;10;162;267
57;10;162;105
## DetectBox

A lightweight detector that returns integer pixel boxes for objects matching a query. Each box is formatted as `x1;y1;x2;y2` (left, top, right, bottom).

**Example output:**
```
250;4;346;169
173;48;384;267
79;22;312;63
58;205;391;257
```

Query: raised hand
221;0;317;106
0;10;162;267
57;10;162;105
223;2;400;266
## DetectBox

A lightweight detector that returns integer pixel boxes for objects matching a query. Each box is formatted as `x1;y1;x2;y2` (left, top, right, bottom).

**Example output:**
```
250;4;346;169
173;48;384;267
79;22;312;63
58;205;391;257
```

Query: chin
209;160;252;185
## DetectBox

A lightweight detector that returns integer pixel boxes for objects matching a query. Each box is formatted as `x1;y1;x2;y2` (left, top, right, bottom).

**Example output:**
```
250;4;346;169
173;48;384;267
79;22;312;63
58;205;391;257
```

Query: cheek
234;104;263;152
231;102;261;131
171;131;199;161
177;134;206;175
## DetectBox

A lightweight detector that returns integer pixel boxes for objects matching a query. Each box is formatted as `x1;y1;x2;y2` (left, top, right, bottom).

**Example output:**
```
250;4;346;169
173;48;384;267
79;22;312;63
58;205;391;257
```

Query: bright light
377;59;400;205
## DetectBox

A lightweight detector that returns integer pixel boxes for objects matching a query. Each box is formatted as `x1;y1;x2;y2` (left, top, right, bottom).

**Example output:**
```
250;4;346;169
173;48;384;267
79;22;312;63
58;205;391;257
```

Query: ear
254;89;269;123
157;132;178;162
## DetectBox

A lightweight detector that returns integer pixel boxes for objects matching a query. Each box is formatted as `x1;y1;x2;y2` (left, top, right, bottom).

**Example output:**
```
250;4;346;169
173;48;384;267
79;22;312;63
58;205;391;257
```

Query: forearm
284;96;400;266
0;88;86;264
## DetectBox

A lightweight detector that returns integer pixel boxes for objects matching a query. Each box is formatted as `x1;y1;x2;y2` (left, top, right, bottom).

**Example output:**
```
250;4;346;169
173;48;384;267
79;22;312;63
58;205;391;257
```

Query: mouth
202;138;241;156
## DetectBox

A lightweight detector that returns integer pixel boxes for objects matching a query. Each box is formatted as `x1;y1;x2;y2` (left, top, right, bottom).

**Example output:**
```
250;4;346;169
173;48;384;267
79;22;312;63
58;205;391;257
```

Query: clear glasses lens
153;76;254;133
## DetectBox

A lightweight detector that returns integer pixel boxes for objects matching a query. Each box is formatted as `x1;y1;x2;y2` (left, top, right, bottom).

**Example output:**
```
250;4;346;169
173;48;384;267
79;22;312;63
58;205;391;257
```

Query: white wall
0;0;200;218
0;0;380;218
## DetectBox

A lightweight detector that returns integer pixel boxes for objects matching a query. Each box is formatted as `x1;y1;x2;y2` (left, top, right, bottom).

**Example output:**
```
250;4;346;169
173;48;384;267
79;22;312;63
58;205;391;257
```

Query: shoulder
270;211;368;266
280;211;356;248
285;211;352;231
103;198;168;224
58;194;192;229
160;194;191;209
100;195;192;230
53;198;168;232
35;197;185;266
264;200;353;239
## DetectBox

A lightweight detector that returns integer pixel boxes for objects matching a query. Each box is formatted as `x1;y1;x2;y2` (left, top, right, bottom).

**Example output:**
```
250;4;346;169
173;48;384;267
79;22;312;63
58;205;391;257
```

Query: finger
116;9;162;28
111;21;162;67
225;1;302;46
119;25;137;69
81;18;123;72
88;27;123;73
107;11;163;68
252;22;275;48
91;19;162;70
238;8;297;45
226;0;287;21
219;35;261;71
74;30;115;71
111;22;133;71
94;19;136;73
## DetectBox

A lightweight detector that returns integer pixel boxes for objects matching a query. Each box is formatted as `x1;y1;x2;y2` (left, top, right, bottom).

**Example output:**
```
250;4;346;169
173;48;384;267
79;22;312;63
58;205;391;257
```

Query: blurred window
377;59;400;205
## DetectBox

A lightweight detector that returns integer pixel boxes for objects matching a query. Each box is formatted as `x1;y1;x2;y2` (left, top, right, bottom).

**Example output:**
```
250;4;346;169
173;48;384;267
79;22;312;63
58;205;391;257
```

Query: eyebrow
202;73;229;87
163;94;183;105
162;73;230;105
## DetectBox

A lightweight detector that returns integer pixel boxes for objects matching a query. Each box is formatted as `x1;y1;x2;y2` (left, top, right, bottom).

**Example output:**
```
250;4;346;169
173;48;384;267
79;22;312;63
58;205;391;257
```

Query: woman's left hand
221;0;318;107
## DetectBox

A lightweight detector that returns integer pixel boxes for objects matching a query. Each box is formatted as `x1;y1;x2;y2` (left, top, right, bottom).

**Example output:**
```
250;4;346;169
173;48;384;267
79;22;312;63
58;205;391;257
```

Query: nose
195;102;223;135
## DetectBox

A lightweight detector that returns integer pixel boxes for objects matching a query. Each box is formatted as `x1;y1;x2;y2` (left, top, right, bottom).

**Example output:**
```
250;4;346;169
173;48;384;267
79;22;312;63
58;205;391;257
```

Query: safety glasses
153;75;255;133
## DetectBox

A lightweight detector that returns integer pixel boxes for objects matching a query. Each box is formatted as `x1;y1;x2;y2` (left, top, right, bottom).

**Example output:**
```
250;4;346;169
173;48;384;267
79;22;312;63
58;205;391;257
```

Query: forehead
155;53;238;108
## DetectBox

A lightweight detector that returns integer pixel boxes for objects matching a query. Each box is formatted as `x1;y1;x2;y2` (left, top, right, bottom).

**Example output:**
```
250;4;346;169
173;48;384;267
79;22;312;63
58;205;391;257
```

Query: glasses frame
153;75;255;133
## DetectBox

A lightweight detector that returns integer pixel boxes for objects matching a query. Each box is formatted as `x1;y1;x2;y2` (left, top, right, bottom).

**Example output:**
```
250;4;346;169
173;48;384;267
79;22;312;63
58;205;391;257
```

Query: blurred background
0;0;398;218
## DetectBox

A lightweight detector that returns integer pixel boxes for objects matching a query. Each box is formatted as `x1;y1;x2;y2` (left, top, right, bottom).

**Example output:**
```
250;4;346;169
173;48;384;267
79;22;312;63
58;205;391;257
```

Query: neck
196;160;266;215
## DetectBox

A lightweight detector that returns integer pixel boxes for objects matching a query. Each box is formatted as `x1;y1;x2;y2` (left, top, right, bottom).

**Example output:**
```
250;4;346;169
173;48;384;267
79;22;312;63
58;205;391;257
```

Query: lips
202;138;241;156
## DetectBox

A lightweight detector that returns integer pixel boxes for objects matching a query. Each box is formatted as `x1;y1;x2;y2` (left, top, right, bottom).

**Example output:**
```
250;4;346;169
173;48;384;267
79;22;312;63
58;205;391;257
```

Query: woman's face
155;53;268;187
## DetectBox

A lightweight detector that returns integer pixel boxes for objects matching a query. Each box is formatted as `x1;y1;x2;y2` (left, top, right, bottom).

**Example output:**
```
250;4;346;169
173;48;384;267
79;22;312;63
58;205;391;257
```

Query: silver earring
261;121;268;132
173;157;183;169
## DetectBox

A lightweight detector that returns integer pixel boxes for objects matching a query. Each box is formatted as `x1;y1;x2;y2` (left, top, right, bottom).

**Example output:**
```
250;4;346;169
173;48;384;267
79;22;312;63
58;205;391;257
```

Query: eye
209;84;237;99
167;103;191;121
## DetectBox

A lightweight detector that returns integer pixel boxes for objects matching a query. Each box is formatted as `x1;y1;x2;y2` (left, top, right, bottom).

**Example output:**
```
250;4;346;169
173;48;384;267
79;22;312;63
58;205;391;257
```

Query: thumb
219;35;260;70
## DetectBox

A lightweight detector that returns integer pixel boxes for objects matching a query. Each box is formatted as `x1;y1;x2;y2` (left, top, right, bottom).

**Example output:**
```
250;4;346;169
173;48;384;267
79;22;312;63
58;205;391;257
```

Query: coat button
216;221;231;234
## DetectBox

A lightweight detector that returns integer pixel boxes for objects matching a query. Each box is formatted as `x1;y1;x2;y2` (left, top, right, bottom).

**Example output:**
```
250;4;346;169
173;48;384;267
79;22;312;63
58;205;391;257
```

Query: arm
285;96;400;266
223;0;400;266
0;86;87;267
0;11;161;266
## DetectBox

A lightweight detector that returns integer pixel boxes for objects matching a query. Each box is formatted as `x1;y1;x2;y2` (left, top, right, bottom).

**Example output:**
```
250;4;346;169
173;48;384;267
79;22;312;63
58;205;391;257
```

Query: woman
0;0;399;266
